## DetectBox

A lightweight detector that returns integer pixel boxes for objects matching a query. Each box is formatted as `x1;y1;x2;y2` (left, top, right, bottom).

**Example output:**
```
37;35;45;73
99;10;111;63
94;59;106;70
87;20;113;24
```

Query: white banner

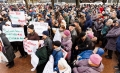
23;40;38;55
53;29;61;42
9;11;26;25
29;22;48;36
31;53;39;71
43;55;54;73
2;26;25;42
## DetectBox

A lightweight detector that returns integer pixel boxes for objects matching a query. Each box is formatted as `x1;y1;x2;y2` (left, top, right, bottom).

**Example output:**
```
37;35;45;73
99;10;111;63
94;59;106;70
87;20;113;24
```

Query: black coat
76;37;93;53
0;33;15;62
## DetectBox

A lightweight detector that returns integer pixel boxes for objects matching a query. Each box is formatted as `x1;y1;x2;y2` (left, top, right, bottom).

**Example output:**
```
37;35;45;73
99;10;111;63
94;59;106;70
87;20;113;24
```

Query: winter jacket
76;37;93;53
116;36;120;52
73;59;104;73
52;47;63;72
61;36;72;61
36;46;48;73
27;31;40;40
84;15;93;31
44;37;52;56
0;33;15;62
105;26;120;51
77;50;93;60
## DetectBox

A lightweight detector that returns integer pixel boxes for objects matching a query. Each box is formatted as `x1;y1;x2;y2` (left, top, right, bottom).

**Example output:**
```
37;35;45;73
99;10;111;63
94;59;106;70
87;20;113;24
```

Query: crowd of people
0;3;120;73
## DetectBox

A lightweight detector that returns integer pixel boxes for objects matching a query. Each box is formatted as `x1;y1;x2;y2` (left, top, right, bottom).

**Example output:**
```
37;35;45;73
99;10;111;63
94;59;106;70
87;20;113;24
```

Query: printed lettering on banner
2;26;25;42
9;11;26;25
23;40;38;54
29;22;48;36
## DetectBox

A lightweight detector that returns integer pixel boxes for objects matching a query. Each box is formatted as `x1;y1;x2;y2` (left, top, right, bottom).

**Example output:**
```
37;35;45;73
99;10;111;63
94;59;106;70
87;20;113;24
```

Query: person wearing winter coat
52;41;63;73
105;20;120;59
75;32;93;58
58;58;71;73
74;20;82;35
73;54;104;73
36;40;48;73
77;47;104;60
42;30;52;57
101;19;113;48
61;30;72;62
0;32;15;68
69;24;78;62
84;15;93;31
93;19;104;43
27;24;40;40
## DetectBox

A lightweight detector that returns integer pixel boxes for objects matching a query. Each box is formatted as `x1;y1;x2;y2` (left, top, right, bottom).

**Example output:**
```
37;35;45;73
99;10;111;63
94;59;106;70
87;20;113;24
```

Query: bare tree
76;0;80;7
24;0;29;9
51;0;54;8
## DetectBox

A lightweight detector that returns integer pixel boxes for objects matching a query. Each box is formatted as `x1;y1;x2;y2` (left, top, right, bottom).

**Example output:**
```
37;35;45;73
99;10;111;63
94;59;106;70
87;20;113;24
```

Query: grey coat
105;26;120;51
44;37;52;56
73;59;104;73
0;33;15;62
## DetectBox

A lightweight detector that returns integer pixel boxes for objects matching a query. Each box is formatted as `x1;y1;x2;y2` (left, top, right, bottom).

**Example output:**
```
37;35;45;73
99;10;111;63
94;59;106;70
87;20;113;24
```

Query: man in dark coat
75;32;93;57
27;24;40;40
36;40;48;73
42;30;52;57
0;32;15;68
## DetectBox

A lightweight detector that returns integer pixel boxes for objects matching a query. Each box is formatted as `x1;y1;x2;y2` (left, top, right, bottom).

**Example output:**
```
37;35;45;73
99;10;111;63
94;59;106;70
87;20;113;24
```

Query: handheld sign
9;11;26;25
29;22;48;36
23;40;38;55
2;26;25;42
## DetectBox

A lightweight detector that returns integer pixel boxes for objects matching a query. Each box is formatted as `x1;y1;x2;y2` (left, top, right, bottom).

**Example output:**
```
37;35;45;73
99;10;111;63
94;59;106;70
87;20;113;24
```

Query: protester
52;41;63;73
0;30;15;68
105;20;120;59
58;58;71;73
42;30;52;57
36;40;48;73
61;30;72;62
27;24;40;40
73;54;104;73
77;47;104;60
75;32;93;56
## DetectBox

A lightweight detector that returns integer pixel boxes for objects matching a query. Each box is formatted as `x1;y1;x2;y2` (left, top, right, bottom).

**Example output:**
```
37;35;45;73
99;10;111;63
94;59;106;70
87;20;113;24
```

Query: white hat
58;58;71;73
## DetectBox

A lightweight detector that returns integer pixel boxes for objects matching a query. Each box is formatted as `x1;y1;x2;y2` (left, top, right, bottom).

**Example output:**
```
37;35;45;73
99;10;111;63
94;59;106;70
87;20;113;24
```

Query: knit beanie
64;30;70;36
96;48;104;56
89;54;102;65
42;30;49;36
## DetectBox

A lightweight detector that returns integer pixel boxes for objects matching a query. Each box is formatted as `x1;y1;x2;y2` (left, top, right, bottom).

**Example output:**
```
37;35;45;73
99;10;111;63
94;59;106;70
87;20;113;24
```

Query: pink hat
90;54;102;65
87;32;94;39
64;30;70;36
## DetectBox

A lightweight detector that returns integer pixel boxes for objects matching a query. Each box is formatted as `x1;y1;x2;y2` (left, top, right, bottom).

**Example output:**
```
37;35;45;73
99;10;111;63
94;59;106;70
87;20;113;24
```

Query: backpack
116;36;120;52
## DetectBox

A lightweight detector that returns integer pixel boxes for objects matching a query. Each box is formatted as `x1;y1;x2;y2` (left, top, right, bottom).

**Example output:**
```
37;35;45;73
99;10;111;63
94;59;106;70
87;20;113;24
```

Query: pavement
0;49;118;73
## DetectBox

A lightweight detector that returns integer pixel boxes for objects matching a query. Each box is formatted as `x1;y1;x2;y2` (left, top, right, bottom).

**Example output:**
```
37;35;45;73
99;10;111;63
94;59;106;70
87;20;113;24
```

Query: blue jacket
77;50;93;60
52;49;63;72
84;15;93;31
